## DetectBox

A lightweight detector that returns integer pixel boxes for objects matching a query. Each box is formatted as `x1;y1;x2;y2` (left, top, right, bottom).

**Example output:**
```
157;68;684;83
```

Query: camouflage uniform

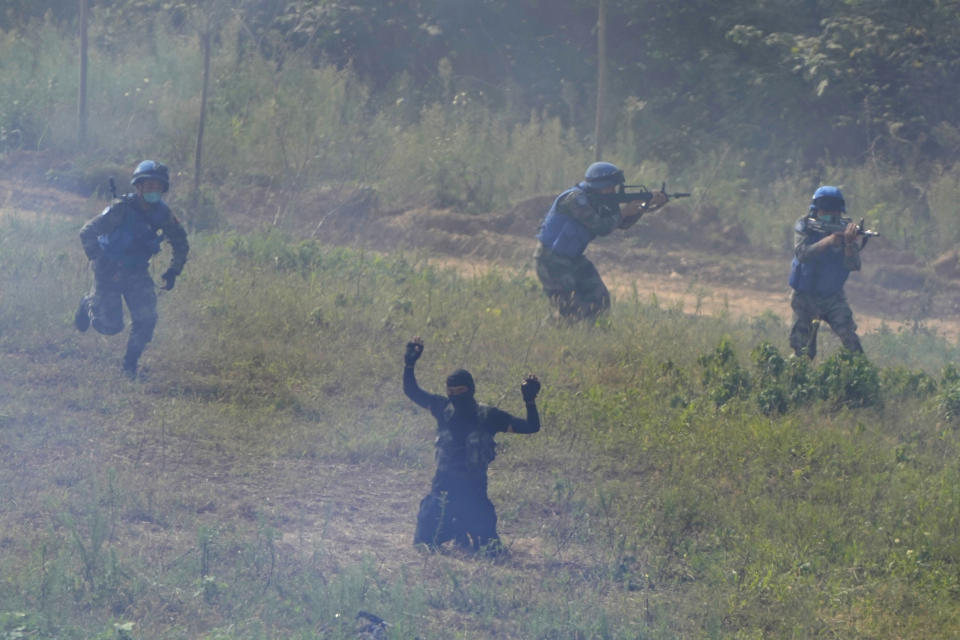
535;187;625;320
403;365;540;552
788;215;862;357
78;195;188;371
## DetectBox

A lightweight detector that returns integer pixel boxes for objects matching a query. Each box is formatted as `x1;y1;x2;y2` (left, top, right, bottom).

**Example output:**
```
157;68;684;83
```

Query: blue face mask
143;191;163;204
819;213;835;223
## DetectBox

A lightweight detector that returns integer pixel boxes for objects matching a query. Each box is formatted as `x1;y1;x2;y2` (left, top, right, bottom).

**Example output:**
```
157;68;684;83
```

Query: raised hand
405;337;424;366
521;374;541;403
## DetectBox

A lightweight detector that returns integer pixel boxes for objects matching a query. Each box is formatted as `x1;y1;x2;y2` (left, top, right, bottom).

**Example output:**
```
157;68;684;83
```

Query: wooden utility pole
593;0;607;161
78;0;89;147
193;27;212;209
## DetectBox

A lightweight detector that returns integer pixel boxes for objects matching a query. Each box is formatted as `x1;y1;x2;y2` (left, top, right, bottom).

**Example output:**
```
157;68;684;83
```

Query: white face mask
143;191;163;204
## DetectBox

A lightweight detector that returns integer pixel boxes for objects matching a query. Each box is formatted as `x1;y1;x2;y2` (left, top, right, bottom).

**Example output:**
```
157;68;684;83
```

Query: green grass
3;212;960;638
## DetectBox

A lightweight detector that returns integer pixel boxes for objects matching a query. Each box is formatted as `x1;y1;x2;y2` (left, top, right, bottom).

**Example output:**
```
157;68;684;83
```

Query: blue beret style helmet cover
131;160;170;192
581;161;626;191
810;185;845;213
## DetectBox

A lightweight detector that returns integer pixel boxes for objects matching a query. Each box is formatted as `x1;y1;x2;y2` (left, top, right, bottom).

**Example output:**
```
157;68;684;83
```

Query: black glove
404;337;423;366
521;375;541;403
161;268;178;291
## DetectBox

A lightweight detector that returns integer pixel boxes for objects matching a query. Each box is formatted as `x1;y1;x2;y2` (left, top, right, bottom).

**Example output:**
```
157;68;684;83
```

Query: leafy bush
751;341;785;382
750;341;788;415
698;335;751;406
880;366;938;399
938;383;960;422
943;363;960;386
814;350;881;408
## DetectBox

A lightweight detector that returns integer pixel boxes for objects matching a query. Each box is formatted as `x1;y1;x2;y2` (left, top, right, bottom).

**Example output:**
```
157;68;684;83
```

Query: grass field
3;210;960;639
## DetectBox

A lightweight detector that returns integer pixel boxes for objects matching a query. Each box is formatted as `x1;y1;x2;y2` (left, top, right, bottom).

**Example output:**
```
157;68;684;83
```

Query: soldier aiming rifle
788;185;874;359
534;161;689;321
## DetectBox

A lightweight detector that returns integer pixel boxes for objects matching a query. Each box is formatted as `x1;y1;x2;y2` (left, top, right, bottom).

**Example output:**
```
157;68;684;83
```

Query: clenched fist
405;337;424;366
521;374;541;403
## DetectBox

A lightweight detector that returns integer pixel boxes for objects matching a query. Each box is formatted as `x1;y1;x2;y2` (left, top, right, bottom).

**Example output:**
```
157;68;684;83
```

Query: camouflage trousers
534;245;610;321
83;265;158;365
789;289;862;358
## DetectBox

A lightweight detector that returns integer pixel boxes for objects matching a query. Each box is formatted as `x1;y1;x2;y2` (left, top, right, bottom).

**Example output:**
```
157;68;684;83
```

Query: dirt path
428;254;960;342
604;268;960;341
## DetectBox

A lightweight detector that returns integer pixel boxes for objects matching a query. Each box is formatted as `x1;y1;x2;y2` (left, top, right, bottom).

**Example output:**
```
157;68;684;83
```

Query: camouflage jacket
536;186;621;258
80;195;188;274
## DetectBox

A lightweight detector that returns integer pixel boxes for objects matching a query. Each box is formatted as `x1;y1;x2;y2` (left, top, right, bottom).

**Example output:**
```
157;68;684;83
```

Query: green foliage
0;20;75;151
7;4;960;630
5;5;960;257
182;186;220;231
705;339;925;416
814;350;882;408
0;612;42;640
698;335;751;406
381;101;503;210
942;363;960;386
752;355;789;416
880;366;938;399
937;383;960;422
751;341;785;382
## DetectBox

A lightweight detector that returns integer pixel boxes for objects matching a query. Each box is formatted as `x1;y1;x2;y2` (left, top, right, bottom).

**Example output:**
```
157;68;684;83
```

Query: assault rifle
805;216;880;238
594;182;691;208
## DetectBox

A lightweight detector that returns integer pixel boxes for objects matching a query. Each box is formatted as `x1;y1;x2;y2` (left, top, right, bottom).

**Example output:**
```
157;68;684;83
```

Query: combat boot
74;297;90;332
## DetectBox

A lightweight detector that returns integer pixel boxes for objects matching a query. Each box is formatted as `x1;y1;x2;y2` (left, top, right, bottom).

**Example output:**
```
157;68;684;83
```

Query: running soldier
74;160;189;378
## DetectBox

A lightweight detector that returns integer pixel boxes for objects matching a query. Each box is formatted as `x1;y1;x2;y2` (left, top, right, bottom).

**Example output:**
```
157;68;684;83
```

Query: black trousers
413;490;499;550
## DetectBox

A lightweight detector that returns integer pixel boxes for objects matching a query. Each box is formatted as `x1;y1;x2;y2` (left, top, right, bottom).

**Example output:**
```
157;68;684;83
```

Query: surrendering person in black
403;337;541;554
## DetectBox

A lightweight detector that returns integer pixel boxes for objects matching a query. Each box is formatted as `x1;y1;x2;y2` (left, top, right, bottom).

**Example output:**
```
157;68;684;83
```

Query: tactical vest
98;198;166;269
434;403;497;477
536;187;597;258
788;219;850;296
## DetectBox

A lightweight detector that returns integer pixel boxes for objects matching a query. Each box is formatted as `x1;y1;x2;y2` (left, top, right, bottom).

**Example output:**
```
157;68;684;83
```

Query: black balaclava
446;369;475;395
446;369;476;409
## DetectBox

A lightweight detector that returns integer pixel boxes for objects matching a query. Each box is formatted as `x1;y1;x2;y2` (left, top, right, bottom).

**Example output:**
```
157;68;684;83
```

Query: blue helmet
581;161;625;191
131;160;170;192
810;186;845;213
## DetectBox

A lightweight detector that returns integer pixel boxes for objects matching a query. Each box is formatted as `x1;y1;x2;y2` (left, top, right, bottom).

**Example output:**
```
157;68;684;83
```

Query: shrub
938;383;960;422
698;336;751;406
880;366;938;399
813;350;881;408
750;342;789;415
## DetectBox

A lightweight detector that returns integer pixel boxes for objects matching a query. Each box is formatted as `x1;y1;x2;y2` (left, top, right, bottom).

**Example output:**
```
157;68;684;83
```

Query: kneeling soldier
403;337;541;554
